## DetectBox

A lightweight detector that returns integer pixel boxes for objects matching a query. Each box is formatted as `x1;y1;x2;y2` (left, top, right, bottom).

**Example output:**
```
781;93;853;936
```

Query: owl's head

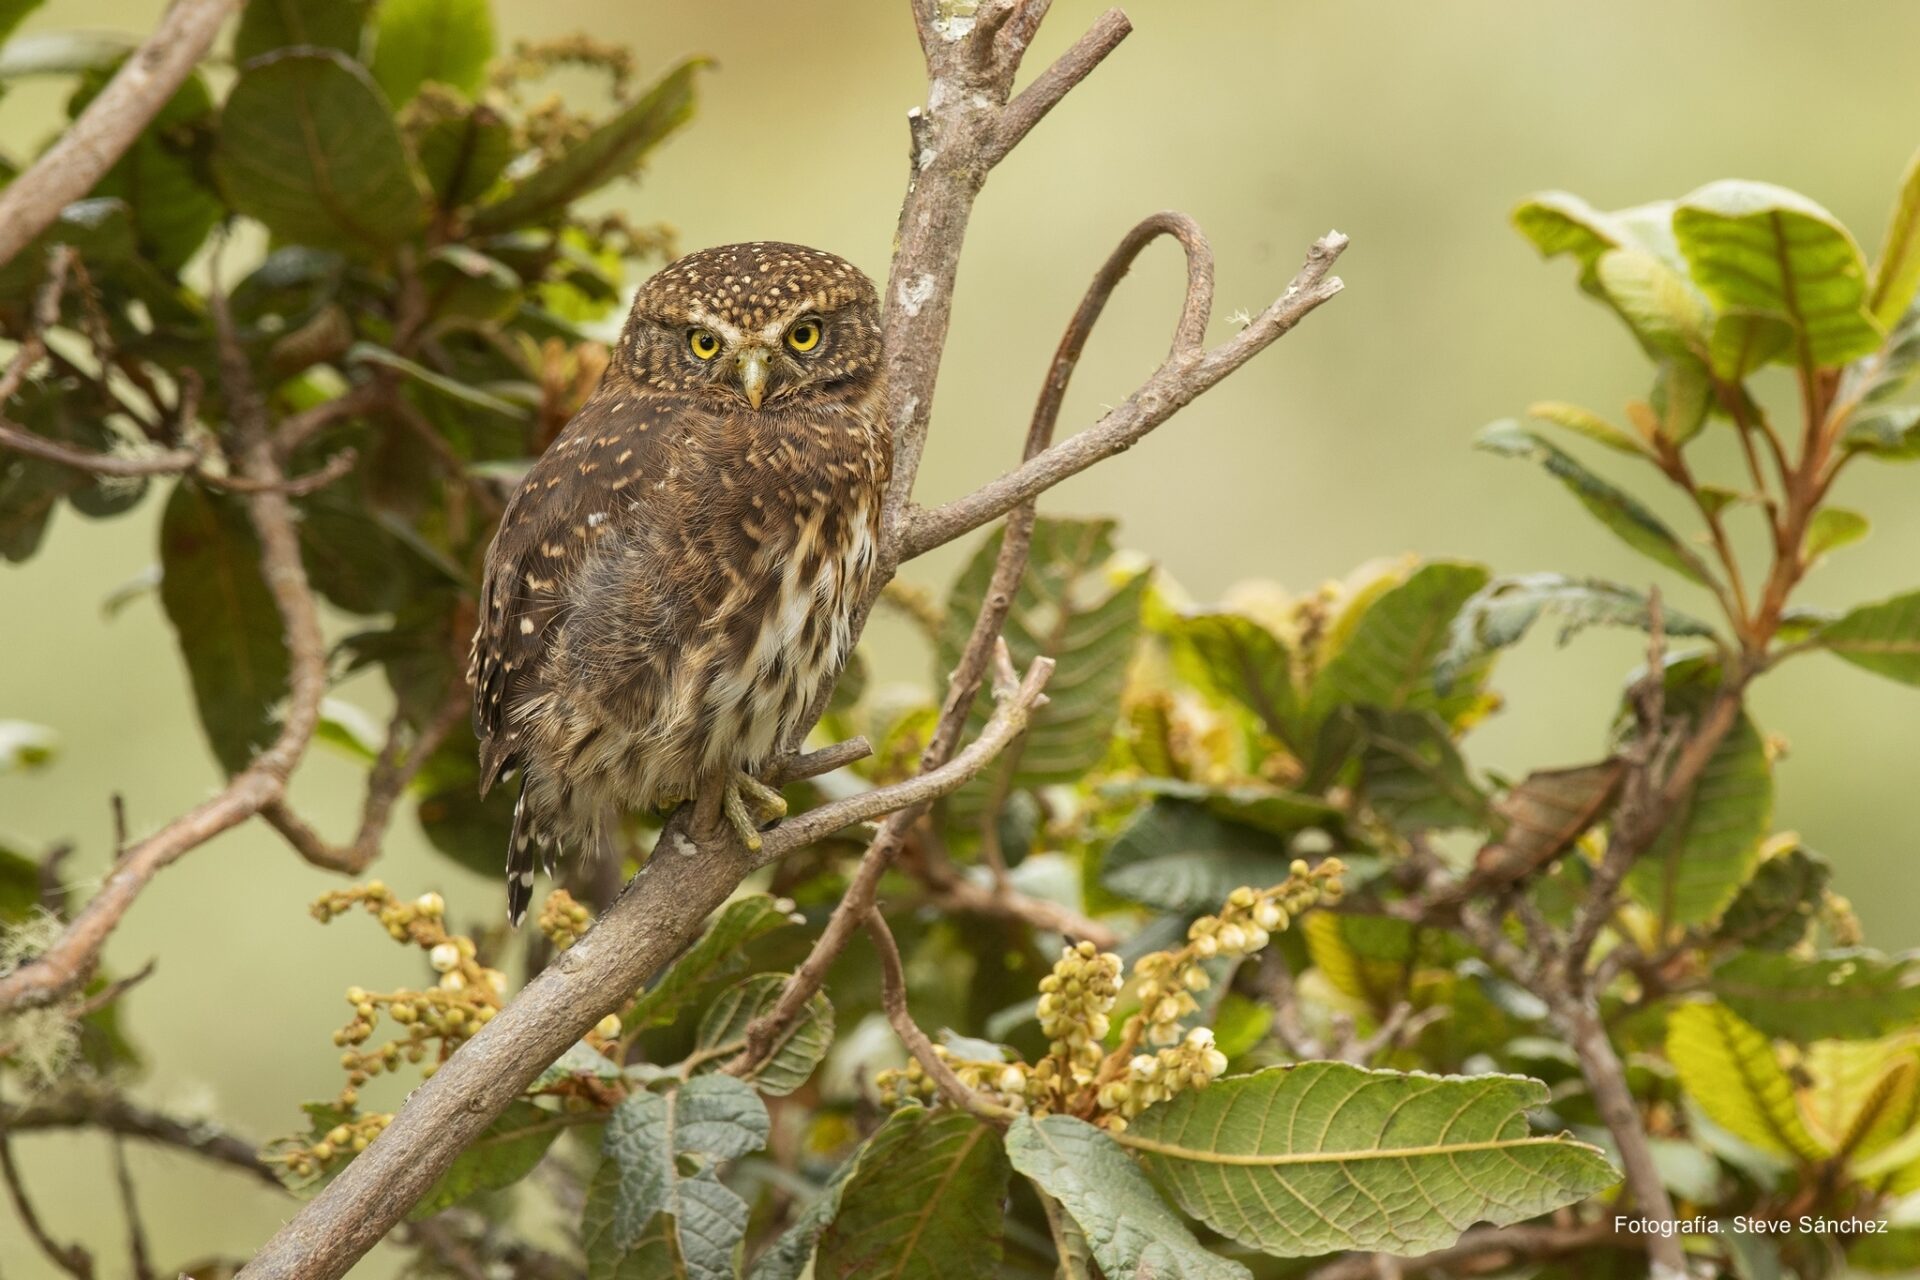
617;242;883;411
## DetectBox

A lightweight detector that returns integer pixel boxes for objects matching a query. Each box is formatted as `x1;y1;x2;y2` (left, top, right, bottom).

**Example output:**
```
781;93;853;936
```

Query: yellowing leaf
1666;1002;1826;1162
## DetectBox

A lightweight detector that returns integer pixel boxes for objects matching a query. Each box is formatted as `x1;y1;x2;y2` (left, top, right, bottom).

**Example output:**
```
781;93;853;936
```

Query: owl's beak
736;346;772;410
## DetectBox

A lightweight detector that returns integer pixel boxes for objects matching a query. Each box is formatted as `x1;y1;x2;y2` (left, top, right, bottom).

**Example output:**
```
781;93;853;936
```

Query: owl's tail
507;781;551;928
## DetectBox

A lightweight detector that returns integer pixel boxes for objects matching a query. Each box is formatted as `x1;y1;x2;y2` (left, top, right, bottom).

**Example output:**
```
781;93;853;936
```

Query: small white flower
414;892;445;916
428;943;460;973
1217;924;1248;954
439;971;467;992
1185;1026;1216;1050
1130;1054;1160;1079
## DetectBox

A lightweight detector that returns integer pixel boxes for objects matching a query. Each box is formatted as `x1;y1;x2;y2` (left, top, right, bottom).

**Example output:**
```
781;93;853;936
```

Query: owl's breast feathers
468;368;890;811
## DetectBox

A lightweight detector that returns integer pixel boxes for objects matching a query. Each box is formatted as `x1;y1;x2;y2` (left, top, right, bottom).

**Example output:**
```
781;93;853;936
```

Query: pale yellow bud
428;943;460;973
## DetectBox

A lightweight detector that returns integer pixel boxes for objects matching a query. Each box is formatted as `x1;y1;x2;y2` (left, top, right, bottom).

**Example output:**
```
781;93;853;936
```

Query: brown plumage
469;243;889;924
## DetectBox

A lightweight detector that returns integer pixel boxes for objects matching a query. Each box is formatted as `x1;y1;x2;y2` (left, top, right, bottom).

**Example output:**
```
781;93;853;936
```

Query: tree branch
0;0;241;268
0;267;331;1013
899;230;1346;560
262;691;467;876
0;1127;93;1279
0;1088;284;1191
864;908;1015;1122
239;654;1050;1280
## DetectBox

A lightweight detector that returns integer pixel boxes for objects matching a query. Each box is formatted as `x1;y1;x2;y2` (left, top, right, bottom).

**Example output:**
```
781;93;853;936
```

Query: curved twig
864;907;1015;1123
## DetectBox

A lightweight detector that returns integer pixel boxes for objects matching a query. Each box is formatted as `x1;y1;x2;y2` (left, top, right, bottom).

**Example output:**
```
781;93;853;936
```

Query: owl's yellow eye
785;318;822;353
689;329;721;360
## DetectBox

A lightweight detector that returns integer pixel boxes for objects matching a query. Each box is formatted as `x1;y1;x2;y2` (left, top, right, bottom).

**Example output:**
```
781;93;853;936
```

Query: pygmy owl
468;243;890;924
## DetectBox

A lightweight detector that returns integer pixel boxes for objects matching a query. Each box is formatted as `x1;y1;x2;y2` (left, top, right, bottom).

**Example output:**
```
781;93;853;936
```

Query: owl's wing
469;383;674;794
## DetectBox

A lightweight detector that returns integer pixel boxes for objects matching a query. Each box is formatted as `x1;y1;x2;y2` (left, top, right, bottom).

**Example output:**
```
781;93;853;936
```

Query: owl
468;243;890;924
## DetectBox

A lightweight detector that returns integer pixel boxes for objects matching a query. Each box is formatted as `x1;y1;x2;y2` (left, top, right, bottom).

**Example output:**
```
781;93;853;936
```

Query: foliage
6;4;1920;1278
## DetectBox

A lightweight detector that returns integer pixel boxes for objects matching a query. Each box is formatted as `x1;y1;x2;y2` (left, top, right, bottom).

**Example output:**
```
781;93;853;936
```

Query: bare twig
0;265;331;1013
0;1128;94;1279
202;447;359;497
0;420;200;476
917;862;1117;949
0;1088;282;1191
275;381;389;457
899;230;1345;560
111;1137;157;1280
864;908;1014;1122
0;0;239;266
262;691;468;875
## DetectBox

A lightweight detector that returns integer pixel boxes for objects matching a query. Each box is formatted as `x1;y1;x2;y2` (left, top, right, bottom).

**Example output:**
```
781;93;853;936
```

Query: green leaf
1673;180;1884;368
471;58;704;232
1351;708;1488;831
1167;610;1304;751
582;1155;739;1280
939;517;1148;800
416;102;514;208
213;50;426;254
816;1108;1010;1280
1817;590;1920;685
1869;148;1920;328
690;973;832;1096
407;1098;563;1219
234;0;369;62
370;0;494;104
0;197;135;298
0;720;57;774
1121;1064;1618;1258
1666;1002;1826;1162
1651;356;1712;444
1513;192;1635;290
1850;1227;1920;1274
1301;913;1467;1013
1312;560;1492;726
347;342;527;418
1101;800;1294;914
158;483;291;774
1708;312;1795;380
600;1076;769;1274
1006;1113;1249;1280
1438;574;1715;692
0;1;42;45
1804;507;1868;562
625;895;800;1032
1594;247;1707;357
0;30;132;81
1710;949;1920;1042
1713;842;1830;951
0;841;40;922
1625;696;1772;928
1471;760;1624;886
531;1039;625;1090
1477;421;1713;585
1526;401;1647;457
747;1154;860;1280
1844;405;1920;461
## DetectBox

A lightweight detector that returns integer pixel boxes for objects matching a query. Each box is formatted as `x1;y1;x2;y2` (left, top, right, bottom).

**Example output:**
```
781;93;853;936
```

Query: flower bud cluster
1091;1028;1233;1130
275;1111;393;1183
538;889;594;950
308;882;507;1092
874;1046;1033;1111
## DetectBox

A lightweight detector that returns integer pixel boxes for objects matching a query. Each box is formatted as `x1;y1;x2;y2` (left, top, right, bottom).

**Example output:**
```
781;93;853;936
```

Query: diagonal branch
237;654;1051;1280
864;907;1015;1122
0;0;241;268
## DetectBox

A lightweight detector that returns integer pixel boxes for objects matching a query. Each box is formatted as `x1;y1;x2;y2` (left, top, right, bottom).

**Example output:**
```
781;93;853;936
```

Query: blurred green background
6;0;1920;1271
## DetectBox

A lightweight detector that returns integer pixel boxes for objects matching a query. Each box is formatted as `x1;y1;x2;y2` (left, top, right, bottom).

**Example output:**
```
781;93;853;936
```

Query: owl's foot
712;771;787;852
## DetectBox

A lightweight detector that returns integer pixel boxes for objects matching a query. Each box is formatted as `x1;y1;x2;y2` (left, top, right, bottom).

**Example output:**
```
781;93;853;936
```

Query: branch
0;419;200;476
864;908;1014;1122
239;655;1051;1280
0;1088;283;1191
0;0;241;268
899;230;1346;560
262;691;467;876
0;267;331;1013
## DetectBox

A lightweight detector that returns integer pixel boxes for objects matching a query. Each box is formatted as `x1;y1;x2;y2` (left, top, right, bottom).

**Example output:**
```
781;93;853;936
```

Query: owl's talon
735;771;788;823
723;781;764;852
